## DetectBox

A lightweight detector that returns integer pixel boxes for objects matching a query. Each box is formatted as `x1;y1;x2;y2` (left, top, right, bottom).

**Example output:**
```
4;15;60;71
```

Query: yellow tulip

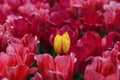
53;32;70;54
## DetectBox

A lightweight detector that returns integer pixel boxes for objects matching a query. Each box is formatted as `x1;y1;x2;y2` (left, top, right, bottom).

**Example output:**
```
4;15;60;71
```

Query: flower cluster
0;0;120;80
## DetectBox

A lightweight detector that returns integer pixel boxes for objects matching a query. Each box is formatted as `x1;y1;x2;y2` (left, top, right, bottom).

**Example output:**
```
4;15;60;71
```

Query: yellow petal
54;34;62;54
62;32;70;53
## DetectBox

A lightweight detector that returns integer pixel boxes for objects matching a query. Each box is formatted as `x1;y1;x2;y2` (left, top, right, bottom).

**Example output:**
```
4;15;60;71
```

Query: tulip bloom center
54;32;70;54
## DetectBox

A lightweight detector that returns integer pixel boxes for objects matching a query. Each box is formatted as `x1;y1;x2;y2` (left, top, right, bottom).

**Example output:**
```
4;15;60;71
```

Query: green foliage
73;72;84;80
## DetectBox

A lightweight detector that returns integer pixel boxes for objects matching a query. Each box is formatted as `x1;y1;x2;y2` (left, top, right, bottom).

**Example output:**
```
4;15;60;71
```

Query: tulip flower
70;0;83;18
34;53;75;80
0;52;37;80
84;48;119;80
6;42;35;66
102;31;120;51
20;34;38;53
54;32;70;54
70;31;102;72
86;0;109;10
82;9;103;31
0;0;120;80
50;25;78;54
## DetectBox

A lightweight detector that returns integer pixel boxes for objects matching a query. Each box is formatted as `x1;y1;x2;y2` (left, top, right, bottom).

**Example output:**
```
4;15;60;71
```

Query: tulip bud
54;32;70;54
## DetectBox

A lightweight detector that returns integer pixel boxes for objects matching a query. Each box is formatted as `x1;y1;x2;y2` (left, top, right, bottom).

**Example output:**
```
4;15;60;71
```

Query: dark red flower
0;12;7;25
70;31;102;72
59;0;70;8
38;9;49;27
14;18;31;38
70;0;84;18
86;0;109;10
48;10;70;28
80;31;102;49
114;11;120;32
82;9;101;25
82;9;103;31
102;31;120;51
7;0;26;10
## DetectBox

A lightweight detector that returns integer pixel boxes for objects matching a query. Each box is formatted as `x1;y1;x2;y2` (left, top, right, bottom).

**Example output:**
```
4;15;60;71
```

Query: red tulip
5;34;38;66
82;9;103;31
7;0;26;10
34;53;75;80
102;31;120;51
84;49;119;80
48;10;70;28
0;12;7;25
7;64;33;80
0;52;37;79
20;34;38;53
70;0;84;17
70;31;102;72
87;0;109;10
6;42;35;66
14;18;31;38
59;0;70;8
0;32;20;51
103;11;115;24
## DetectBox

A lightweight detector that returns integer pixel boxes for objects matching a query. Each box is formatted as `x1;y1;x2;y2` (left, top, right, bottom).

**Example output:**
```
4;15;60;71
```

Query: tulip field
0;0;120;80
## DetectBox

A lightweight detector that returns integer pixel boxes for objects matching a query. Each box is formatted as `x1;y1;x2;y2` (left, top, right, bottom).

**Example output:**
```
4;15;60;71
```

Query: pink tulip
34;53;75;80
